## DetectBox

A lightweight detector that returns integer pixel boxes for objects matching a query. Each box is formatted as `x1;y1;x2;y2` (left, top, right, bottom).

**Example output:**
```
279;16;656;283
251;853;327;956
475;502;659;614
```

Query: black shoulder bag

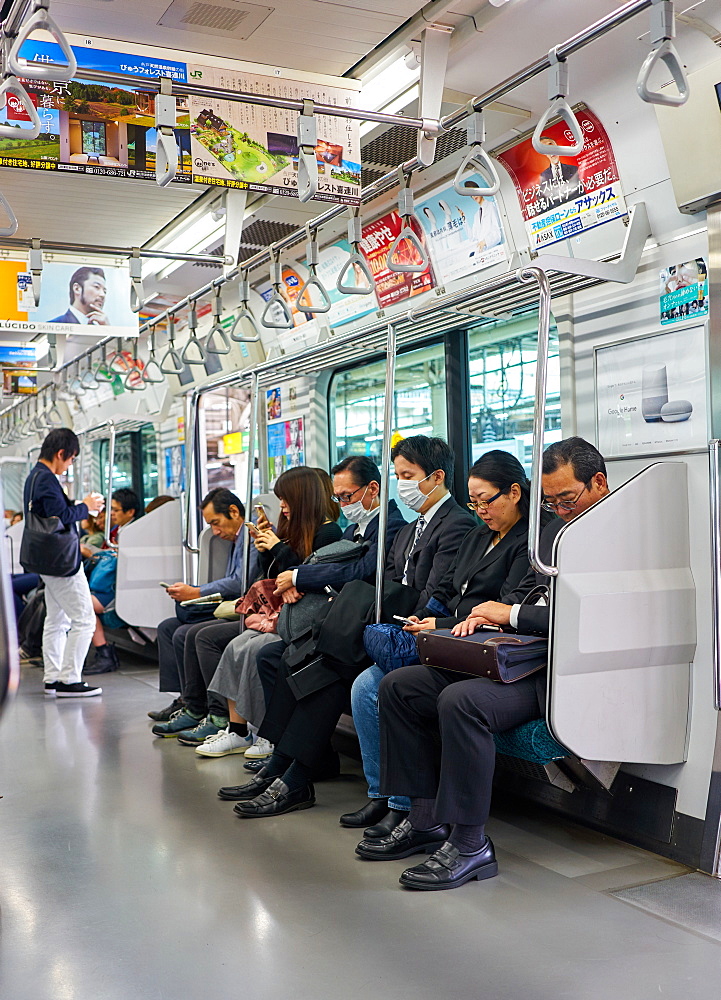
20;469;80;577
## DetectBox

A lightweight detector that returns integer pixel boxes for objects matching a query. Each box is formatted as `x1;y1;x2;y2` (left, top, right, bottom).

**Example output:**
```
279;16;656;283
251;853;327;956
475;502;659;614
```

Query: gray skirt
208;628;279;728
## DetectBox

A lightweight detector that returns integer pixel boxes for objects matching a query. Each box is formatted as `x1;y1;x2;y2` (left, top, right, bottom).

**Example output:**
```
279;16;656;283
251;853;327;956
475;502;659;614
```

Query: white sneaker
244;737;274;759
195;728;254;758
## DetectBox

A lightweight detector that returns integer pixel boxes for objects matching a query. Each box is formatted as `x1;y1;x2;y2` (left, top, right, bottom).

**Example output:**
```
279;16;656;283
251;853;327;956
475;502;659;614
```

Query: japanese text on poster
267;417;305;483
495;104;626;251
660;259;708;326
360;212;435;308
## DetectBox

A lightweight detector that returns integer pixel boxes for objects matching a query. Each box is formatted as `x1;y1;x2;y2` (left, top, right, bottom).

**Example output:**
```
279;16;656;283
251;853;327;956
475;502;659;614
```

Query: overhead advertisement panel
0;40;361;202
495;104;627;251
415;174;507;285
186;65;361;203
0;258;139;338
360;212;435;309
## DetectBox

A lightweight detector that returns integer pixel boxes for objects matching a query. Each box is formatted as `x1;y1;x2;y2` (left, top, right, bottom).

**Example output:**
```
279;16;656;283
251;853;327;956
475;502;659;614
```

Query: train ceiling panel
50;0;431;75
0;168;201;245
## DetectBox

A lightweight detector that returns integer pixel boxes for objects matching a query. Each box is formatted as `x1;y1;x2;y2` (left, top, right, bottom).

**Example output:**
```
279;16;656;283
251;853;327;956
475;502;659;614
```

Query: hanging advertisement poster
360;211;435;309
313;240;377;328
0;344;37;395
0;258;139;338
164;445;186;495
595;325;708;459
0;40;191;181
415;174;507;285
660;259;708;326
267;417;305;483
495;104;627;251
186;64;361;204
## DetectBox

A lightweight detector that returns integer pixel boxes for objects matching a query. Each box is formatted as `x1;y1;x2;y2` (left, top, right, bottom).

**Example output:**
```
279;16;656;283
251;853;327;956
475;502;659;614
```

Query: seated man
341;435;476;832
212;454;408;799
149;488;249;727
365;437;609;891
86;487;140;673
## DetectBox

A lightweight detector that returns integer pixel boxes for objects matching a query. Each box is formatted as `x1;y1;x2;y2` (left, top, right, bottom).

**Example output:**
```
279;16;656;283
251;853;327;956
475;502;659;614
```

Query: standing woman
22;428;105;697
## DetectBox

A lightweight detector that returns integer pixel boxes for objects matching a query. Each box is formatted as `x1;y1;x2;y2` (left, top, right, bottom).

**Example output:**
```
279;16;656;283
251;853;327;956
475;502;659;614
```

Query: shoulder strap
518;584;549;609
26;467;43;512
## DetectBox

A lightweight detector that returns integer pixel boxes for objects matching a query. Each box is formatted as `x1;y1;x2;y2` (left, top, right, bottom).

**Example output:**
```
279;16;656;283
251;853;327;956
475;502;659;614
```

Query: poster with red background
360;211;435;308
495;104;626;250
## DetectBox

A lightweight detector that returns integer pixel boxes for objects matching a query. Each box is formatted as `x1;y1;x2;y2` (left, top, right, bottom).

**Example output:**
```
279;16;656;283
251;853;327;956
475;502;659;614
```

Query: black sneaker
44;682;58;697
55;682;102;698
147;697;184;722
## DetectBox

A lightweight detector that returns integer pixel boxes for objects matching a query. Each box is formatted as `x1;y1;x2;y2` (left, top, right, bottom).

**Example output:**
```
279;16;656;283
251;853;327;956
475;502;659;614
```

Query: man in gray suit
369;438;609;890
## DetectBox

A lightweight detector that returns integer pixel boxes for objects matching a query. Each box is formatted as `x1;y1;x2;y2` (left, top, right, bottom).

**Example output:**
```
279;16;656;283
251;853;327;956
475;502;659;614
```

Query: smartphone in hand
393;615;416;626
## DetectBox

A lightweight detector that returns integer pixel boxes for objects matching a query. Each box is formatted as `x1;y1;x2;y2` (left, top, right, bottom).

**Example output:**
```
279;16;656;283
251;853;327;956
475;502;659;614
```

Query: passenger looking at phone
342;436;476;832
369;438;609;891
149;489;249;721
164;467;343;750
22;428;105;698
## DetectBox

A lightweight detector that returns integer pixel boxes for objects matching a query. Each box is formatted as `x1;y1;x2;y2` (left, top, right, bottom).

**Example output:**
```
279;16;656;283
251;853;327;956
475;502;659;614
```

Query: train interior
1;0;721;996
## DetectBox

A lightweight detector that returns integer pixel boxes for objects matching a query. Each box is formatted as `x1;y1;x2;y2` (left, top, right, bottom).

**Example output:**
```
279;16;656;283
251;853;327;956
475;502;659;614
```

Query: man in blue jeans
23;428;105;697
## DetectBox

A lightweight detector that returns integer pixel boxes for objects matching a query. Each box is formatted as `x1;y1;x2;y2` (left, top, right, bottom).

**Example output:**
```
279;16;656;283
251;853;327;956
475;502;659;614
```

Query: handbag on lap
415;586;549;684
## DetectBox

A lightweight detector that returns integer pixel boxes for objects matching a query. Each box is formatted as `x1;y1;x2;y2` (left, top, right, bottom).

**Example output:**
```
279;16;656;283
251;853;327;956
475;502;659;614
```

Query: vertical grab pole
374;323;397;624
103;421;116;546
183;390;201;584
244;372;260;593
518;266;558;579
709;439;721;710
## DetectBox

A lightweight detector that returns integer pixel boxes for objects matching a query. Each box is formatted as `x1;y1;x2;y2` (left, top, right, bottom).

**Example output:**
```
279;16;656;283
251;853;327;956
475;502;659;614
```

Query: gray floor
2;663;721;1000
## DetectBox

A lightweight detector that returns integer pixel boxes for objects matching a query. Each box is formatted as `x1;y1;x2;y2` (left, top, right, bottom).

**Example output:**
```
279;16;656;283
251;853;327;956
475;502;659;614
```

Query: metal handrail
374;324;397;624
103;421;116;546
709;440;721;710
521;266;557;579
183;392;201;555
243;372;260;587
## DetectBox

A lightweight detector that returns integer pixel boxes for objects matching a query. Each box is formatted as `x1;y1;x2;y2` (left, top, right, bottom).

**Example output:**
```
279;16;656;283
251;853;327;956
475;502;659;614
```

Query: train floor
2;659;721;1000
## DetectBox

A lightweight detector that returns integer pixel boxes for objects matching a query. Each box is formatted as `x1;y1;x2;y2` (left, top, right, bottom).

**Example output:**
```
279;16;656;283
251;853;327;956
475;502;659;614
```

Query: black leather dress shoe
355;818;449;861
364;808;409;839
217;769;275;801
399;837;498;890
147;697;184;722
233;778;315;818
339;798;389;828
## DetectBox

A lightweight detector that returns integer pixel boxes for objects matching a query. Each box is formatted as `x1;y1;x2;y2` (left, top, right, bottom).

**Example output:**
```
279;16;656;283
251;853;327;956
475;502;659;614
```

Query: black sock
408;797;439;832
263;750;294;779
229;721;248;737
281;759;313;791
449;823;486;854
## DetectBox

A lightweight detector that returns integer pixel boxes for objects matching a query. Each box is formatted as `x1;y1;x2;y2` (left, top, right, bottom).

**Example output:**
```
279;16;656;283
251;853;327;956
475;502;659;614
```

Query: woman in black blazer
404;450;547;633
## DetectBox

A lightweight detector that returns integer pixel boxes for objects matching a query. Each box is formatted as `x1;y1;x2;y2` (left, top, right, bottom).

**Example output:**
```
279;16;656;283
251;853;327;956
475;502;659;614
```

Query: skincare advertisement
595;325;708;458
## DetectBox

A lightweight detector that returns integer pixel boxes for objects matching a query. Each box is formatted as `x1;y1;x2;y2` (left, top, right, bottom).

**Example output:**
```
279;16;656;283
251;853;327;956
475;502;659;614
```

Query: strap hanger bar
0;237;228;264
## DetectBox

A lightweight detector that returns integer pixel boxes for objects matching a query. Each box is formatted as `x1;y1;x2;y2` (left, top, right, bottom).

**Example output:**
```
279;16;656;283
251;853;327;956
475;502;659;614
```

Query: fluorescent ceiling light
357;54;420;114
360;83;420;137
142;213;226;280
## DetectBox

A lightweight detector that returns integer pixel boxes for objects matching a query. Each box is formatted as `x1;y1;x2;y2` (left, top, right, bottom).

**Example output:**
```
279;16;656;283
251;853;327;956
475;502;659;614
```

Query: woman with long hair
198;466;343;759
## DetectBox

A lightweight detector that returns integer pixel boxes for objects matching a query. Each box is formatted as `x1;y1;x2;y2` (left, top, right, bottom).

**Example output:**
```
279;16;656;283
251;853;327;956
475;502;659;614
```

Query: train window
94;423;160;508
468;316;561;472
140;425;159;507
200;386;252;495
330;341;447;465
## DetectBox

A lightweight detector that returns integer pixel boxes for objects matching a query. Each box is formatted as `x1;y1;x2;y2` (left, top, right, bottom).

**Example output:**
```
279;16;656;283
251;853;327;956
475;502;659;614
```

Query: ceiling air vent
159;0;273;40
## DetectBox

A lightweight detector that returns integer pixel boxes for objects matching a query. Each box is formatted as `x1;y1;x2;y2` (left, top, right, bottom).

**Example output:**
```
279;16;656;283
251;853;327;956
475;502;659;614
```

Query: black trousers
257;641;346;770
378;665;543;826
157;617;191;692
181;619;239;717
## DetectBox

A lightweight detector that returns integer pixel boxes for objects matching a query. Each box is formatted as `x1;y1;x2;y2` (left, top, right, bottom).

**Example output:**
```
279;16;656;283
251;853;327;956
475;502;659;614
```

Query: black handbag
20;470;80;578
415;586;550;684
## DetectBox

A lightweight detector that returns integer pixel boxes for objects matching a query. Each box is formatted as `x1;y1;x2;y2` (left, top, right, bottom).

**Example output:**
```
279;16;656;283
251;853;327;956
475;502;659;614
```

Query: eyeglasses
332;484;366;505
467;489;504;513
541;481;590;513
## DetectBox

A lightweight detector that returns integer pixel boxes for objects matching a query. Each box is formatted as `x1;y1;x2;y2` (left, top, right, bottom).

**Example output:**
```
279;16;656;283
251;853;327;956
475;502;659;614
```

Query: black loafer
355;819;449;861
147;697;184;722
364;808;410;839
233;778;315;818
217;769;275;801
339;798;389;828
399;837;498;891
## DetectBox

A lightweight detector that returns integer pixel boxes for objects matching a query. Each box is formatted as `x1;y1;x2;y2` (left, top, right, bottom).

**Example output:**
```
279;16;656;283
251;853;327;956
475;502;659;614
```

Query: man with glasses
469;436;609;634
371;437;609;891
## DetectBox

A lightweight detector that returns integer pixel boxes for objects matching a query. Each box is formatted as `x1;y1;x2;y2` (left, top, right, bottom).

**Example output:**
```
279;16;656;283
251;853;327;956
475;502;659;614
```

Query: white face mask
342;486;370;525
397;473;439;513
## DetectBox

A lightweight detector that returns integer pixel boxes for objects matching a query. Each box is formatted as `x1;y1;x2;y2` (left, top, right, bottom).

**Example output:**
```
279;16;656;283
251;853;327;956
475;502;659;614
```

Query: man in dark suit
371;437;609;891
48;266;110;325
538;136;581;207
342;436;477;831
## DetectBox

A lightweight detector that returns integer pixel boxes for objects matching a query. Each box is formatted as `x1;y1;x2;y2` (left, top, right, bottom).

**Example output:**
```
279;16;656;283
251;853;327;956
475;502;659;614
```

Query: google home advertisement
595;325;708;458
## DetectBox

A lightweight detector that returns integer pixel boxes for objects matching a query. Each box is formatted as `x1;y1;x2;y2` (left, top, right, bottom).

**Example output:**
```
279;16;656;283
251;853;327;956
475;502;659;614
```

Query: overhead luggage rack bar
0;236;229;265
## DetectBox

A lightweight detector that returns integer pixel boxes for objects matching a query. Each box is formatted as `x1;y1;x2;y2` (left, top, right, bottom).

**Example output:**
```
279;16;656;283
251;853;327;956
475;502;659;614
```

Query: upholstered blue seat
494;719;567;764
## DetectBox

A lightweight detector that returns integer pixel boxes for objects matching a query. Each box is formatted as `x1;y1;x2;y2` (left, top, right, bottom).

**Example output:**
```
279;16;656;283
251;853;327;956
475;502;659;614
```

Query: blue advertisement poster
415;173;507;285
660;259;708;326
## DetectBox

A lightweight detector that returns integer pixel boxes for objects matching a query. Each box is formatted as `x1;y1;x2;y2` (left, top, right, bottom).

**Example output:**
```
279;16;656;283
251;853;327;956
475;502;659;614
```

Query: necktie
403;515;426;585
552;162;562;185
